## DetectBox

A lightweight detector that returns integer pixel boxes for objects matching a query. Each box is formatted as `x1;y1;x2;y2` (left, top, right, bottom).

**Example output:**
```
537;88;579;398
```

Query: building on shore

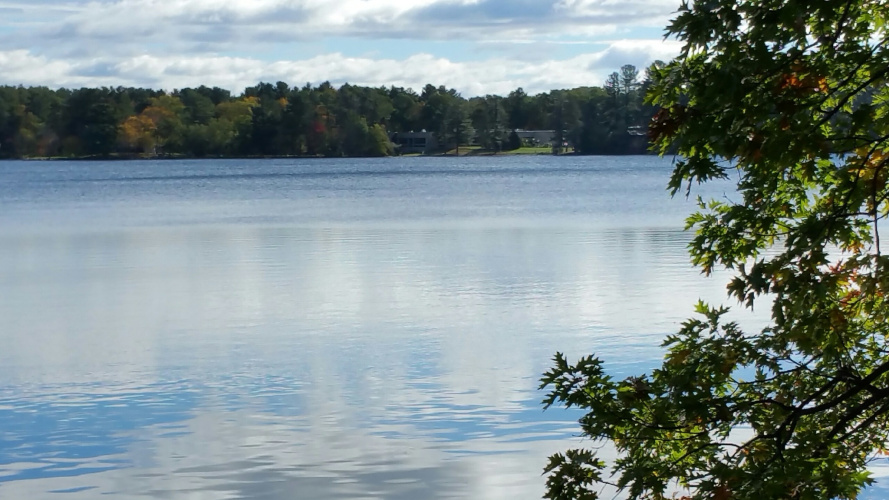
390;131;438;154
514;130;557;147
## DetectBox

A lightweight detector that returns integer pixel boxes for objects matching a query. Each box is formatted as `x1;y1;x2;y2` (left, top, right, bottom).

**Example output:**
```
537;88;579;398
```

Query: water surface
0;156;817;499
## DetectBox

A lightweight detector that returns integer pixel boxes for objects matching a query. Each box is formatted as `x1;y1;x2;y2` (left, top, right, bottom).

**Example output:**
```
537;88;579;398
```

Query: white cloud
0;0;684;93
0;40;681;94
3;0;679;50
0;50;79;86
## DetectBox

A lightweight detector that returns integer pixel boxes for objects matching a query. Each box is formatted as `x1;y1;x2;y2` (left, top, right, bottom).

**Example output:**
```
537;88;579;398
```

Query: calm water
0;156;875;499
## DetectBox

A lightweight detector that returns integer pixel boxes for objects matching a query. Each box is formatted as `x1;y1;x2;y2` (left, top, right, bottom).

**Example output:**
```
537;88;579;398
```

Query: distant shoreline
5;150;655;162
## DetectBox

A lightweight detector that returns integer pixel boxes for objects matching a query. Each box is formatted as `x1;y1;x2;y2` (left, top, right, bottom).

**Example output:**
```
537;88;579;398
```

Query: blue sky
0;0;683;95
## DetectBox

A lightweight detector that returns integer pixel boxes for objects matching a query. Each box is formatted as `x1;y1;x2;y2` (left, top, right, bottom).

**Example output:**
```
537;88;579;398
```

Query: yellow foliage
119;114;156;153
141;106;176;127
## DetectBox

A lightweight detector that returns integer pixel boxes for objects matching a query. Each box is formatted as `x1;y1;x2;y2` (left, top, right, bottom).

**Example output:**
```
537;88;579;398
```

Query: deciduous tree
542;1;889;499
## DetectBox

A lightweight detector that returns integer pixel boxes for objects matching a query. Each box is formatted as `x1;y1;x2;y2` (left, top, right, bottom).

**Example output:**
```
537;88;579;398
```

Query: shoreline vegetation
0;63;659;161
11;146;572;161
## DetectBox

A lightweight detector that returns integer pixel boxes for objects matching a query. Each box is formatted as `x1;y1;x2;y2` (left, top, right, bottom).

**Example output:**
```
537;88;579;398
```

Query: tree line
0;63;660;159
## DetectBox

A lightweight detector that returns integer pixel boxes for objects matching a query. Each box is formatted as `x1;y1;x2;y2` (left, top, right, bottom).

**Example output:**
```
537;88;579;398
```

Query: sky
0;0;684;96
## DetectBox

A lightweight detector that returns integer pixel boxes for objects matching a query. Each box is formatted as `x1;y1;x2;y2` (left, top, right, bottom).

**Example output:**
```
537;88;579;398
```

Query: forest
0;63;659;159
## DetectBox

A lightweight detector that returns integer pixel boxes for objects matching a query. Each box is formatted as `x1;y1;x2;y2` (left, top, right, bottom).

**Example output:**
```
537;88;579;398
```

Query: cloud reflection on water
0;157;762;498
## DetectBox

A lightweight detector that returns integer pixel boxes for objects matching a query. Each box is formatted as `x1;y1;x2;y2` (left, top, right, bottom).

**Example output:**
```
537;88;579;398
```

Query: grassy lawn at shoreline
503;146;555;155
437;145;559;156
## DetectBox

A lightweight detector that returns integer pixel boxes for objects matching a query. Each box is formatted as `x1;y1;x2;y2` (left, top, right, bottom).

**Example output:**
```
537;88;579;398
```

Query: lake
0;156;856;499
